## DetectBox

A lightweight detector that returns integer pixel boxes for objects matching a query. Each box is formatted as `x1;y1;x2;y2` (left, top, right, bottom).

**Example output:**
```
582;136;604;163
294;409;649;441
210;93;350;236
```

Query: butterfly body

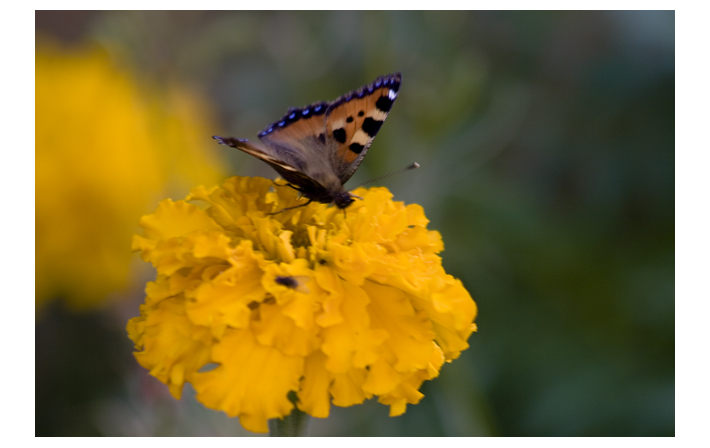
214;73;401;210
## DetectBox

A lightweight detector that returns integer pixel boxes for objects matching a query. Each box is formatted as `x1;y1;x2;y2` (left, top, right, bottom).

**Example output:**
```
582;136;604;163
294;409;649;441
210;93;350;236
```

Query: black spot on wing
376;95;394;113
333;128;346;143
349;143;364;154
346;116;354;123
362;118;383;137
358;110;364;117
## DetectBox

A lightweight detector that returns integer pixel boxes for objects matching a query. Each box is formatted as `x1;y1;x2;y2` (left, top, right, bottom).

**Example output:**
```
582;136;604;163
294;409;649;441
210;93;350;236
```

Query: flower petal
192;328;303;433
128;296;212;399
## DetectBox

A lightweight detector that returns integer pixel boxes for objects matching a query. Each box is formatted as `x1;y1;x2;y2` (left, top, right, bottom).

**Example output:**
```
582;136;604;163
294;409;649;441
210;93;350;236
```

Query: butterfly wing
257;101;329;152
213;136;325;193
256;100;345;194
325;73;402;184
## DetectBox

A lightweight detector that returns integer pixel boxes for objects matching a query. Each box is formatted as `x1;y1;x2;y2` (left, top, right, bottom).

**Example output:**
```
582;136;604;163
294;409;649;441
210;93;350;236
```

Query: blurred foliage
35;10;674;436
35;41;226;311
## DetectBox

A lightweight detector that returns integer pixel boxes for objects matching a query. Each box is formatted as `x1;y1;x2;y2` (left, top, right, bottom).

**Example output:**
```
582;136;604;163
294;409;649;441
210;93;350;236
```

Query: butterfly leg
272;180;303;192
267;199;312;215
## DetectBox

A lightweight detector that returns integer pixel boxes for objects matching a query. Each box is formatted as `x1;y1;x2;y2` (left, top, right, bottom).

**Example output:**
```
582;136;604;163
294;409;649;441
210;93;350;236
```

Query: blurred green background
35;10;674;436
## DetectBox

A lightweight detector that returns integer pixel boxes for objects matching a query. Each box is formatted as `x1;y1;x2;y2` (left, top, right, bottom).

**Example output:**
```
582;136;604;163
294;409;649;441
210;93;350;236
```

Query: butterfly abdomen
296;172;354;209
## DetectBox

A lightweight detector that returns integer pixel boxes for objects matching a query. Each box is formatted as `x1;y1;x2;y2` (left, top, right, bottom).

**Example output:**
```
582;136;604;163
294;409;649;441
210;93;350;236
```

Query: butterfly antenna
350;162;420;190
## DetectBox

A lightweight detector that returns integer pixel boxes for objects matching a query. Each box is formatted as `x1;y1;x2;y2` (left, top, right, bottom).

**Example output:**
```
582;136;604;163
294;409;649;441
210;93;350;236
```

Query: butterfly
214;72;401;211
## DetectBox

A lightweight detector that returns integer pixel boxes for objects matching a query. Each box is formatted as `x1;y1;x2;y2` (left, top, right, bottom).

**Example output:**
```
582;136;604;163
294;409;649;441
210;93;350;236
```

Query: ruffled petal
128;296;212;399
192;328;303;433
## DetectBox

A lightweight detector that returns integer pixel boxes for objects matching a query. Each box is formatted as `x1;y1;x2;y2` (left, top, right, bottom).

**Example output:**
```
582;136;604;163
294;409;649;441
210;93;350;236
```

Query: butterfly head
333;191;355;209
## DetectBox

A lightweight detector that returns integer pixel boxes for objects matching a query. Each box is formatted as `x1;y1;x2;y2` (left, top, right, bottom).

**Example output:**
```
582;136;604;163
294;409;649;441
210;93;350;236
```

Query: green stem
268;407;311;437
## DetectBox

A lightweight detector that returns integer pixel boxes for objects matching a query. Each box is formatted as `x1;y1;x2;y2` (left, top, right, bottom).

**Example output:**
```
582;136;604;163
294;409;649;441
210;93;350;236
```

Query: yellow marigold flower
36;40;225;310
128;176;477;433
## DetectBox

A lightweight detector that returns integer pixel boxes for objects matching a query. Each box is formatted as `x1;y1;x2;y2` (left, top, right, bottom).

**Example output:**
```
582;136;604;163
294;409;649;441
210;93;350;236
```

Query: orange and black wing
325;73;401;184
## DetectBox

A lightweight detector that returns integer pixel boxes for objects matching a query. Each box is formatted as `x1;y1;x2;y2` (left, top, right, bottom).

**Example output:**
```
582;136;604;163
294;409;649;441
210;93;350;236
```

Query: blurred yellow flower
36;41;226;310
128;176;477;433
